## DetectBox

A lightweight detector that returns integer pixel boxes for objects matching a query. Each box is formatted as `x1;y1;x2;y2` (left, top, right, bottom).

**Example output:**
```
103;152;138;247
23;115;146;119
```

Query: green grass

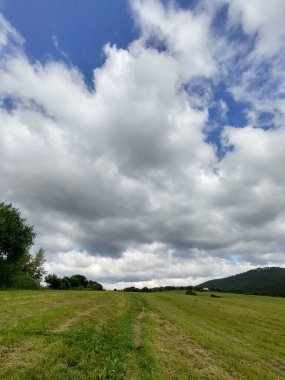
0;290;284;379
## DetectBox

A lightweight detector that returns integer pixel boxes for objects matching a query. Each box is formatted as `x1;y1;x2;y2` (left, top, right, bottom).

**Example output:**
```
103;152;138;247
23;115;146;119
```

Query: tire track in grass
47;294;140;380
134;307;145;349
127;295;162;380
128;305;146;380
51;303;108;333
127;315;141;378
0;292;132;379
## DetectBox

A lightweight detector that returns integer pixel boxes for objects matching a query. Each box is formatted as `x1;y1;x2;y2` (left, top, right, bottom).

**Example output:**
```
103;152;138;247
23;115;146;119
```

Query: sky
0;0;285;289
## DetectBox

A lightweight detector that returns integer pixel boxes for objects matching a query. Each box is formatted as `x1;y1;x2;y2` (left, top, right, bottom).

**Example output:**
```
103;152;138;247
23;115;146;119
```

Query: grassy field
0;290;284;379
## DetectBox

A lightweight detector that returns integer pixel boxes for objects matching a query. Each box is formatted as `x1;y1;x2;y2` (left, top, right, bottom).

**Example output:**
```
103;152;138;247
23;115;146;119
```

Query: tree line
0;202;103;290
121;285;206;292
45;273;103;290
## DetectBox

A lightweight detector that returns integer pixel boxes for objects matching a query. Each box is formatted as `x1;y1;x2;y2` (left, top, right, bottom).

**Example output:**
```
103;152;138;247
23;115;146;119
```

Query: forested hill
199;267;285;297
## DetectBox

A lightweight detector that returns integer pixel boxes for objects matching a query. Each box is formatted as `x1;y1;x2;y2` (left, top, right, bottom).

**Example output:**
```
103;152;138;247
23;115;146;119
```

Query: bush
210;294;221;298
9;274;41;290
186;290;197;296
88;281;103;290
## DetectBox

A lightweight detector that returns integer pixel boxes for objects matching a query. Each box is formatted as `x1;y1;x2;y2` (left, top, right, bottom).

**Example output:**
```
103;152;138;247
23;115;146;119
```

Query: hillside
199;267;285;297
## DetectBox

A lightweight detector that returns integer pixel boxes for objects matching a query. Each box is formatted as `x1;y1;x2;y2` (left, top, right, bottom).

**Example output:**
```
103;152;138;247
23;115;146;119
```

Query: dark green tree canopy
0;202;45;289
0;202;36;262
45;273;103;290
69;274;88;288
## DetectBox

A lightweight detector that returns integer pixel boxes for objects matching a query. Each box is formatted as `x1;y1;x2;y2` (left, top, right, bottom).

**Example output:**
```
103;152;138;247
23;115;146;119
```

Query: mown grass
0;290;284;379
141;291;285;379
0;291;147;379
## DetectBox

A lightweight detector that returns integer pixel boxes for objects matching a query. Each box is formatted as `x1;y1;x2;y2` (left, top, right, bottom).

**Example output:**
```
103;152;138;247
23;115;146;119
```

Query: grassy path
0;290;284;379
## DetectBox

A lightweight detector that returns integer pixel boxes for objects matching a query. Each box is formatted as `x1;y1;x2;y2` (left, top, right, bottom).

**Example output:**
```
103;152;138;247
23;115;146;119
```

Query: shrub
88;281;103;290
10;274;41;290
210;294;221;298
186;290;197;296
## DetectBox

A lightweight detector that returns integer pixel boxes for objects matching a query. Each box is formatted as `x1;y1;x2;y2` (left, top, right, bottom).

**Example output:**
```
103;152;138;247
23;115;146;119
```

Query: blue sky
1;0;136;83
1;0;250;155
0;0;285;288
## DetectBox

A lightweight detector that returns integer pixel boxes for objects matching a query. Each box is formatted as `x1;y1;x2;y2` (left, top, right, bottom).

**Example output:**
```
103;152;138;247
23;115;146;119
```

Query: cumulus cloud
226;0;285;56
46;243;258;290
0;0;285;287
219;0;285;127
131;0;216;80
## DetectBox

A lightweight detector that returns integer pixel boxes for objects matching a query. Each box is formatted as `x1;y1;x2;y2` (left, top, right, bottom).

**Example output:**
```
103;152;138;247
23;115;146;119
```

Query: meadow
0;290;284;379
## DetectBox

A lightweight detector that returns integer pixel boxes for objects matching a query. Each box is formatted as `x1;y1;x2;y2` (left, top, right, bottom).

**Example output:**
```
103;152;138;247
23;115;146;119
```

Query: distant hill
199;267;285;297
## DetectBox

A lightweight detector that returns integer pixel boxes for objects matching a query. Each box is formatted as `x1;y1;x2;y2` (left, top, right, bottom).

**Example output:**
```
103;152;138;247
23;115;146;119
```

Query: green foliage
88;280;103;290
122;285;205;293
22;248;46;281
62;276;72;289
123;286;141;292
200;267;285;297
186;289;197;295
45;274;103;290
9;273;41;289
69;274;88;288
0;202;45;289
0;259;13;287
0;202;36;263
45;274;61;289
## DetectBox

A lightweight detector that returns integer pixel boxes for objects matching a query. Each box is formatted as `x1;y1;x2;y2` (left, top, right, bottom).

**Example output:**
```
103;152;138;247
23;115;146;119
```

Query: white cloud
45;244;256;290
227;0;285;57
1;1;285;287
0;13;24;51
131;0;216;80
219;0;285;127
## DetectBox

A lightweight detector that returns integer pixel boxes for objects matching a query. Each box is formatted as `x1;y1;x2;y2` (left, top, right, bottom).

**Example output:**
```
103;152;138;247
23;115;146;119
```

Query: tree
0;202;36;263
22;248;46;281
69;274;88;288
88;280;103;291
62;276;71;290
0;202;45;288
45;274;61;289
45;274;103;290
